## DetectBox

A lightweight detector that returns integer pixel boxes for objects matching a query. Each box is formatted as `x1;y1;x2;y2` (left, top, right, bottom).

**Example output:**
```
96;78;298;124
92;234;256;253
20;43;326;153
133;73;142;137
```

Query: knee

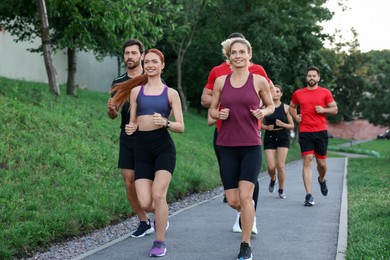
303;157;312;167
138;199;153;212
277;164;285;172
317;160;327;169
226;197;240;210
152;193;166;205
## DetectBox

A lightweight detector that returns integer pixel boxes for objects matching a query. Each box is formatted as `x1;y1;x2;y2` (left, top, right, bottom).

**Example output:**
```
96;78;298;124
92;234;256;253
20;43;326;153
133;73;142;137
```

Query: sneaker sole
304;201;315;206
149;248;167;257
237;254;253;260
131;226;154;238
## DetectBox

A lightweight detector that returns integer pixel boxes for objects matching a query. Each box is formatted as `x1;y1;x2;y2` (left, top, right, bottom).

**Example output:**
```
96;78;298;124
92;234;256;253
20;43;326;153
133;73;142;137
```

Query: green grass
1;77;388;259
0;77;223;258
347;158;390;259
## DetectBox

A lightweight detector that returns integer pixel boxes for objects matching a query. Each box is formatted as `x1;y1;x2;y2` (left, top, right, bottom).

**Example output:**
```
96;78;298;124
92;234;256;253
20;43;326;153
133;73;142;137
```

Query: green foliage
0;0;171;65
361;50;390;128
157;0;334;109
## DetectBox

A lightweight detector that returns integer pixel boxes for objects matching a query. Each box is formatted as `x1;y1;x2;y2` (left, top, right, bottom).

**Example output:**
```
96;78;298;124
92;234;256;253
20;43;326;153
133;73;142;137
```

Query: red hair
111;48;165;108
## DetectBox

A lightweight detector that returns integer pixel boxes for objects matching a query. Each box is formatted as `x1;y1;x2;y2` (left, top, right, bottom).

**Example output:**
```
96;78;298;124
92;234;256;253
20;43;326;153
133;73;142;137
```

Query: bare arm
315;101;338;115
209;76;229;120
207;109;217;126
201;88;213;108
167;89;185;133
125;88;139;135
107;97;118;119
251;76;274;119
275;104;294;130
289;102;301;123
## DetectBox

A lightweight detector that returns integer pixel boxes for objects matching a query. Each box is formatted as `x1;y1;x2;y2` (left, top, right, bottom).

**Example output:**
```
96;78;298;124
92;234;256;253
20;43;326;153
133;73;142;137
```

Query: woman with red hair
112;48;184;257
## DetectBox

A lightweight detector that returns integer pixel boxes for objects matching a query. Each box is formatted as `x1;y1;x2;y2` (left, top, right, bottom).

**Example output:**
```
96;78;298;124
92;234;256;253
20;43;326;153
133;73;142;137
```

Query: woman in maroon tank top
209;38;274;260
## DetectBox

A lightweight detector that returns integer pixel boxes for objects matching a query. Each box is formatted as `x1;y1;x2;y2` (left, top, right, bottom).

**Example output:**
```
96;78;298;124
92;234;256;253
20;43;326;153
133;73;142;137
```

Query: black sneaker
304;193;315;206
223;195;227;203
131;219;154;238
318;177;328;196
268;179;277;193
237;242;253;260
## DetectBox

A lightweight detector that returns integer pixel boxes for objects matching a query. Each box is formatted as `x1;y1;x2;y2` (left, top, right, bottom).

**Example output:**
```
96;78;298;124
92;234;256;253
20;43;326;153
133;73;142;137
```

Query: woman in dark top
262;85;294;198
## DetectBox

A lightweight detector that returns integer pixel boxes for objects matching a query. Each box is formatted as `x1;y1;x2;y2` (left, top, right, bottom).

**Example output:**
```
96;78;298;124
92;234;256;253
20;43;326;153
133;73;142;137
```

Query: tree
159;0;334;109
0;0;170;95
37;0;60;95
361;50;390;128
90;0;171;76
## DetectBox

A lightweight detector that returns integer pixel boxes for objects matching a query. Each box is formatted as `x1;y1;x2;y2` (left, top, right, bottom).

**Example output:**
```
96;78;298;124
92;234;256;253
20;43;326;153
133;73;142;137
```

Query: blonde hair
221;38;252;64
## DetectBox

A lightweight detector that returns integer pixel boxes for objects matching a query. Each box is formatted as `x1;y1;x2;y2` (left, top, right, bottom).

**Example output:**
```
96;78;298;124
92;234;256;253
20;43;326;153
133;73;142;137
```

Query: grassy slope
0;77;221;258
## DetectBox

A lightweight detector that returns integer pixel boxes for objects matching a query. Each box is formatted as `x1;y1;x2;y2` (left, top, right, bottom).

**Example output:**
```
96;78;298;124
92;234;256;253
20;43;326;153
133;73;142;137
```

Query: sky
321;0;390;52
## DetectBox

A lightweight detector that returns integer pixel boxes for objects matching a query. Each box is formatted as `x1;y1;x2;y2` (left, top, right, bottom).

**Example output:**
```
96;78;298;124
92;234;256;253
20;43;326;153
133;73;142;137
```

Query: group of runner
107;33;338;260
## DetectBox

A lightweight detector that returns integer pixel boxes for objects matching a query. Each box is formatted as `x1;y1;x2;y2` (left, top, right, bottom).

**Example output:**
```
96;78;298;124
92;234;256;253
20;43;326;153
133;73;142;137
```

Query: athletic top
136;85;171;118
291;86;334;132
205;62;270;131
111;73;131;130
204;62;270;90
265;103;287;129
217;73;261;146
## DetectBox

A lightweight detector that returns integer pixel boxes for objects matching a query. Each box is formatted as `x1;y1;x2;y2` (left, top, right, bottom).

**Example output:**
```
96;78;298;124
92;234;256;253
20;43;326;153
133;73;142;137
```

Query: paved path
74;158;348;260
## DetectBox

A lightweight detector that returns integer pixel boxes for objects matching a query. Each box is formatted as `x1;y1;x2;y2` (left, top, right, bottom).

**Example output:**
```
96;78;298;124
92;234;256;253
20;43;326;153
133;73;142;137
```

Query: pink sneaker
149;240;166;257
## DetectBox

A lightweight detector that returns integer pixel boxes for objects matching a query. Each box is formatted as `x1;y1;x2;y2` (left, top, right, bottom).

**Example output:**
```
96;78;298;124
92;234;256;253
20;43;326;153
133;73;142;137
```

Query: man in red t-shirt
289;66;338;207
201;32;275;235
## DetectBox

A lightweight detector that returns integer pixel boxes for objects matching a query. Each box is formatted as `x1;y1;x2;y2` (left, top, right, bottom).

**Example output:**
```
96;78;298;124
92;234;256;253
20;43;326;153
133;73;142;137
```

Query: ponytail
111;74;148;108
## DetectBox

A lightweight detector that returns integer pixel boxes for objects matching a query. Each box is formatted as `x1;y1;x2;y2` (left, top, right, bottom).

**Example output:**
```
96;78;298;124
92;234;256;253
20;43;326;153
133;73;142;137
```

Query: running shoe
131;219;154;238
153;220;170;231
304;193;315;206
278;191;287;199
232;212;242;233
223;195;227;203
149;240;166;257
252;216;258;235
269;179;277;193
237;242;253;260
318;177;328;196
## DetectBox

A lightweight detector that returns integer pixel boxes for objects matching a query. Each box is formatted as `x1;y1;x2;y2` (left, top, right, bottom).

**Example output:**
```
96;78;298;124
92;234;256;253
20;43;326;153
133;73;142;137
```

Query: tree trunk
117;56;121;76
176;49;188;113
66;48;77;95
37;0;60;95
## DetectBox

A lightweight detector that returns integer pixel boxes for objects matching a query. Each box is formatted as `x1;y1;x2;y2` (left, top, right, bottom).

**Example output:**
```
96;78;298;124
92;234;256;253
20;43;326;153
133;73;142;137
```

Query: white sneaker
252;216;258;235
232;212;242;233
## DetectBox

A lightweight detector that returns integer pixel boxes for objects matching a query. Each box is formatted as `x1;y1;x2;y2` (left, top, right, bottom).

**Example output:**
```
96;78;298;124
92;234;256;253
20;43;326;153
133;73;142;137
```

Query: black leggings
219;145;262;190
214;129;260;208
135;128;176;180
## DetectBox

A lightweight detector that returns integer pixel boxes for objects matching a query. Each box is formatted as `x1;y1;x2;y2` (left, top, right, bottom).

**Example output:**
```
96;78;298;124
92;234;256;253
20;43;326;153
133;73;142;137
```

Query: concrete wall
0;28;119;93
